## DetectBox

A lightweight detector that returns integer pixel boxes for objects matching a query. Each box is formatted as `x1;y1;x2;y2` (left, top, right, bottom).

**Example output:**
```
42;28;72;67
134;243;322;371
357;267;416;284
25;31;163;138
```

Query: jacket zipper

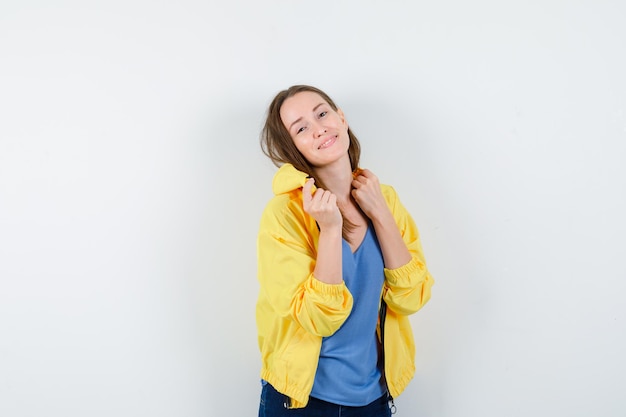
379;299;397;414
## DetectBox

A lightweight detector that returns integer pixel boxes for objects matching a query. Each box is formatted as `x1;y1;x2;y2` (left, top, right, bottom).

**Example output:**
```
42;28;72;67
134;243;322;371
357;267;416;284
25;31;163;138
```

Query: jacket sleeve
382;186;434;316
257;197;353;337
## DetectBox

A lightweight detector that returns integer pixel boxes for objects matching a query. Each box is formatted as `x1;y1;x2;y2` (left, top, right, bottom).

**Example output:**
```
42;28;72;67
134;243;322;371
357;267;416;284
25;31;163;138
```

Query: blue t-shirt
310;225;386;406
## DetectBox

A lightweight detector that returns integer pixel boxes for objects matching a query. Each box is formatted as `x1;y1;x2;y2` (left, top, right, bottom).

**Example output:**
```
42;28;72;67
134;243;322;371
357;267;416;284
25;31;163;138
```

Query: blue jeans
258;382;392;417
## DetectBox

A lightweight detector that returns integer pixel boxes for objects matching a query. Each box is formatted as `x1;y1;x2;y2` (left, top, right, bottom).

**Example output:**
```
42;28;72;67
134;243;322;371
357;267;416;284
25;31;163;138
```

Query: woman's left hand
351;169;388;220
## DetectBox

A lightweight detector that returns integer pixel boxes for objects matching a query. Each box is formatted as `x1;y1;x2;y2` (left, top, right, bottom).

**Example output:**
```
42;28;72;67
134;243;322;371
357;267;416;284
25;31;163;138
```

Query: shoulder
379;183;413;222
379;183;399;204
260;190;308;231
263;186;305;213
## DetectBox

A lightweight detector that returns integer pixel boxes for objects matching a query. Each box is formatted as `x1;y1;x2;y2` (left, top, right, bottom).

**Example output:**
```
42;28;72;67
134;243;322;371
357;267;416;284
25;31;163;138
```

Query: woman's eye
296;126;306;134
319;111;327;118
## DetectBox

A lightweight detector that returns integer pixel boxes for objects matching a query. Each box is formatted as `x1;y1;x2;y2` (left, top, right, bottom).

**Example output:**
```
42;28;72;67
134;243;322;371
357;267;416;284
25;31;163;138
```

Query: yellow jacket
256;164;434;408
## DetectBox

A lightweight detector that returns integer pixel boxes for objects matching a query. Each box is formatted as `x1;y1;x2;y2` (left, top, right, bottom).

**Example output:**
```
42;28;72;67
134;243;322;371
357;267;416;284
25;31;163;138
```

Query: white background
1;1;625;416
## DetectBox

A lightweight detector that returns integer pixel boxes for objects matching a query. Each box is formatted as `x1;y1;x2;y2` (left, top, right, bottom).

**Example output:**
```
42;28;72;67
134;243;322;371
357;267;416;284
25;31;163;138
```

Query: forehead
280;91;329;123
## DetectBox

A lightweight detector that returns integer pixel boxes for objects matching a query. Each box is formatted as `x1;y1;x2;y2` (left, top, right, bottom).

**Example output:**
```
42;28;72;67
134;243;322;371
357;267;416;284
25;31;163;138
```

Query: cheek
292;137;310;154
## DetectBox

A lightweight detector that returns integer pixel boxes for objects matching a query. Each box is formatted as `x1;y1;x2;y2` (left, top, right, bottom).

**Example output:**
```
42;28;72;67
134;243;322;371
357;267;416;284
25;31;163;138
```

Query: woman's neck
314;162;354;204
314;158;369;238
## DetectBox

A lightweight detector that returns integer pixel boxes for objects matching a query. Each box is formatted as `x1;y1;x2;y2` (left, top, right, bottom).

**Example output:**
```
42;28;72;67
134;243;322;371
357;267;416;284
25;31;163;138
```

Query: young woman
256;85;434;416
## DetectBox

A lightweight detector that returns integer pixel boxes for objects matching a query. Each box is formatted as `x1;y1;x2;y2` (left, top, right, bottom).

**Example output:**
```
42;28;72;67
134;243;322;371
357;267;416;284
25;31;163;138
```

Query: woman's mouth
318;136;337;150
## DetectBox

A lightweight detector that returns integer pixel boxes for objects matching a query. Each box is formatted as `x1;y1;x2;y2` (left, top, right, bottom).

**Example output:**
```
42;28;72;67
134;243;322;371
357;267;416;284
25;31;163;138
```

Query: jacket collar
272;164;311;195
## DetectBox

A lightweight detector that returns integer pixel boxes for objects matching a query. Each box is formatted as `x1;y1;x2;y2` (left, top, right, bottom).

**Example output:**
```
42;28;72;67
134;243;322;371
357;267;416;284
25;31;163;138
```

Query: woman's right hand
302;178;342;231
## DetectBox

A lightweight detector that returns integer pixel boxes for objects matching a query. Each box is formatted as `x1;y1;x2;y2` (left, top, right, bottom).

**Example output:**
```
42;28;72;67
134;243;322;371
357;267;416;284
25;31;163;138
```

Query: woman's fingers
302;178;314;205
302;182;341;229
310;189;333;210
352;169;386;219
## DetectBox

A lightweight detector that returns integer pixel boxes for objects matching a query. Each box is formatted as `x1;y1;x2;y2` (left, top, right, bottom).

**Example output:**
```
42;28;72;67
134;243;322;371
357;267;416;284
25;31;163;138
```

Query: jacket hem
261;369;310;409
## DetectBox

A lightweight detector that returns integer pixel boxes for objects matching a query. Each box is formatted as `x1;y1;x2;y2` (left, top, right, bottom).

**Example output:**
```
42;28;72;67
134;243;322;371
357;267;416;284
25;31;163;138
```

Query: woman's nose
313;122;327;137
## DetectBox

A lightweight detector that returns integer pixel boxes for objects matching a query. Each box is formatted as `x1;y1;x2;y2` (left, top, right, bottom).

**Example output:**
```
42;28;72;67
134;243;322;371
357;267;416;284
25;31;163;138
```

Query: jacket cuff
308;274;348;295
384;257;424;285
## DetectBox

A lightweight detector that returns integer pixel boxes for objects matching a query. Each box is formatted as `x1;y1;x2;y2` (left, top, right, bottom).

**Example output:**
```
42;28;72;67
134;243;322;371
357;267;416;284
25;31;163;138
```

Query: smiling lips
318;135;337;150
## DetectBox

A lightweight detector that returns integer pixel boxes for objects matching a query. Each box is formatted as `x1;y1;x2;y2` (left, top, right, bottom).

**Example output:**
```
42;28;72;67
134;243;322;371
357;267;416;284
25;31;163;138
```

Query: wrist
369;205;394;225
318;223;343;236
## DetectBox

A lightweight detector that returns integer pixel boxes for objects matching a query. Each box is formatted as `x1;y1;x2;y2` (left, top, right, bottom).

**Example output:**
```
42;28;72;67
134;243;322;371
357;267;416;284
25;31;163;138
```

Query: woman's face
280;91;350;168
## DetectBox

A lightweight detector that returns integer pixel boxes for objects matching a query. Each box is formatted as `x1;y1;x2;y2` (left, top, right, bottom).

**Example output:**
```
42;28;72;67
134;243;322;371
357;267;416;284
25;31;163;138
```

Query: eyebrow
288;102;326;132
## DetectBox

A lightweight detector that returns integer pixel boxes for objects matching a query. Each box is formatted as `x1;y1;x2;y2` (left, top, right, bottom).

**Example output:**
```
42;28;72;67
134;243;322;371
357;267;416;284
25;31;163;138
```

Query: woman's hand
303;178;343;284
303;178;342;231
352;169;412;269
351;169;388;221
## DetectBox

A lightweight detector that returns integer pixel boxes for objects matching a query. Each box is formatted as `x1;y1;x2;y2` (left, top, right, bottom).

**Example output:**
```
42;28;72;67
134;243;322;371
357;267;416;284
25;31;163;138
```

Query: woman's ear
337;108;348;128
